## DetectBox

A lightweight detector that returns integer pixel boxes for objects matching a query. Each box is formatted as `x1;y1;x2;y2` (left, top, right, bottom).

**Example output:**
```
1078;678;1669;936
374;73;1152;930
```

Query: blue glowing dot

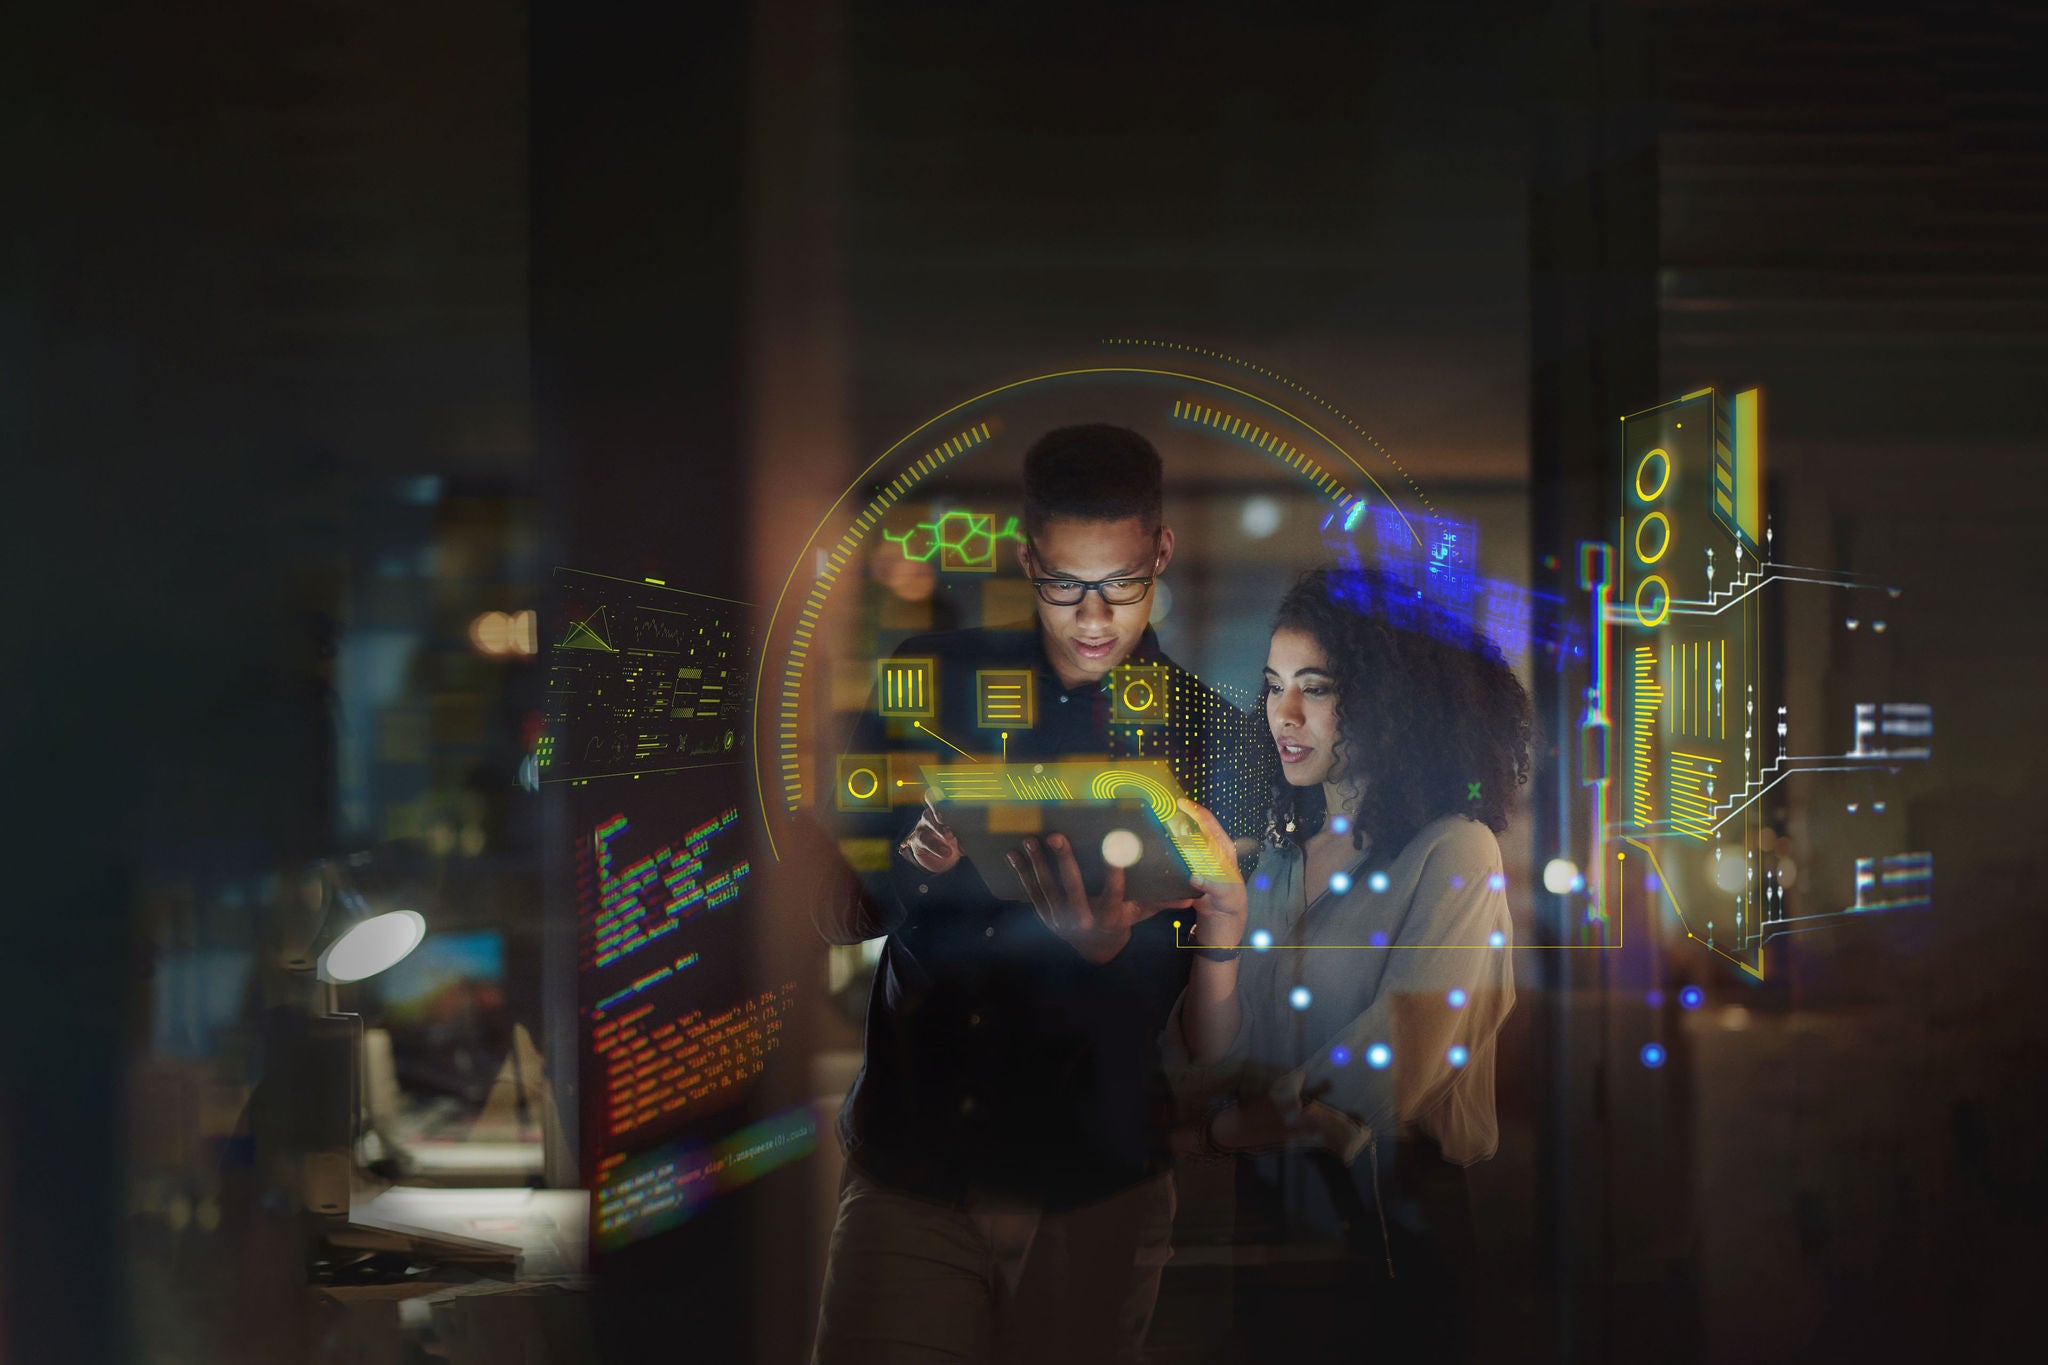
1488;872;1507;892
1488;930;1507;948
1367;871;1390;893
1449;876;1464;889
1447;988;1468;1009
1369;931;1388;947
1330;1046;1352;1066
1645;872;1662;892
1330;815;1351;835
1329;871;1352;894
1679;985;1704;1010
1447;1045;1469;1068
1289;986;1313;1010
1646;989;1664;1008
1250;929;1273;951
1640;1042;1667;1069
1253;874;1272;891
1366;1043;1393;1070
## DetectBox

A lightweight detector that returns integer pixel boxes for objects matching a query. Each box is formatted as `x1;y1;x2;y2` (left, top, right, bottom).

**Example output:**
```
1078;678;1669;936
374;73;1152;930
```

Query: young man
811;425;1254;1365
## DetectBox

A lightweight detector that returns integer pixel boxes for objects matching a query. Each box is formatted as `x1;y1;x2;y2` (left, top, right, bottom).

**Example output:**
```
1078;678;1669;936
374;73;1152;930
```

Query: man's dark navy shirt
833;623;1256;1211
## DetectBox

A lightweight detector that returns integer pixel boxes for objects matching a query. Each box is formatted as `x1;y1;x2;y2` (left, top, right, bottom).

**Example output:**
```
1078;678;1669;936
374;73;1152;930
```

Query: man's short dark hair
1021;424;1164;537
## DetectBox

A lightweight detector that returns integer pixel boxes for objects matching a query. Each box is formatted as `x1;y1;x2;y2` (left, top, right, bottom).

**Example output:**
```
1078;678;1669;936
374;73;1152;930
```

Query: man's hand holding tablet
1007;832;1195;965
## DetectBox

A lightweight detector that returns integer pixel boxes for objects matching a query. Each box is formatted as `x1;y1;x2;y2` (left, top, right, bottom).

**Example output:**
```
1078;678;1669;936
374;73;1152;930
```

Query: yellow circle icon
1635;447;1670;502
1633;574;1670;628
1121;679;1155;712
845;767;880;801
1634;510;1671;565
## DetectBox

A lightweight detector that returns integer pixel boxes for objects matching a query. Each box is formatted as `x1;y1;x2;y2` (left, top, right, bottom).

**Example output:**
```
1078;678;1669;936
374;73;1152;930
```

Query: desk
351;1186;589;1281
320;1188;596;1364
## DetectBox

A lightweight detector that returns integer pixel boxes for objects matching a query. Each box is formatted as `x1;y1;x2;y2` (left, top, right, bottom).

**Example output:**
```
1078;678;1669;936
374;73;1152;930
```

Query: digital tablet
918;760;1227;904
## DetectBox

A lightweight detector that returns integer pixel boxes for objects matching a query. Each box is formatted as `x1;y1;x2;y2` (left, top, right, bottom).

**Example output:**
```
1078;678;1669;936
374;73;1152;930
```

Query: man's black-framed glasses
1025;531;1161;606
1027;573;1157;606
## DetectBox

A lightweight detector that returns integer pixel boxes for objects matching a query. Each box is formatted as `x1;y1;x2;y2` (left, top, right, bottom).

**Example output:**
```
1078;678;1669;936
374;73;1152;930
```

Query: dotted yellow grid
1103;338;1436;515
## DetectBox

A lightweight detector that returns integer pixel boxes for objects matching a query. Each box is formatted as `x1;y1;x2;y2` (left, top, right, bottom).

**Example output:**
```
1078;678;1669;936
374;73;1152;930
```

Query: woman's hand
1177;798;1248;953
897;793;961;875
1007;833;1179;965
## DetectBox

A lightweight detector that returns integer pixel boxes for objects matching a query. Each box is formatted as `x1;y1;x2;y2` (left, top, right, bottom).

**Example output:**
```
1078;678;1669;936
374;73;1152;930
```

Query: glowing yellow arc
1088;770;1178;824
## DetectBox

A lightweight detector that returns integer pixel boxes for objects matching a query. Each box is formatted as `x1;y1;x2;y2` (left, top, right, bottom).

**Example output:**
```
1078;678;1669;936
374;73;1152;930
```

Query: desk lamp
270;859;516;1283
266;858;428;1219
311;863;426;986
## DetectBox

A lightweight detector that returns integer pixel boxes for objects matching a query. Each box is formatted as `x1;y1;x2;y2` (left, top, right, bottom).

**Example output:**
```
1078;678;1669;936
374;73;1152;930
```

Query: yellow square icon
877;658;936;718
836;755;890;812
1110;663;1170;727
976;669;1035;729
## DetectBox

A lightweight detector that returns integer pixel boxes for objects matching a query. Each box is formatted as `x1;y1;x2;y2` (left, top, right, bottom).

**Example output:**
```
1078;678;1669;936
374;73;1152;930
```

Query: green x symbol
1466;781;1482;801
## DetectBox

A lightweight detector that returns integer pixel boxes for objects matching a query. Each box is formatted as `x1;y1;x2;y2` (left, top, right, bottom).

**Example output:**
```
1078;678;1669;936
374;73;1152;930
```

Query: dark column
1528;0;1669;1361
531;2;755;1358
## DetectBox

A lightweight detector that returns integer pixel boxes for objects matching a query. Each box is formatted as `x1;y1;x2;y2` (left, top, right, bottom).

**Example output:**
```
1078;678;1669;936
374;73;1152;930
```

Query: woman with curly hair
1165;565;1533;1357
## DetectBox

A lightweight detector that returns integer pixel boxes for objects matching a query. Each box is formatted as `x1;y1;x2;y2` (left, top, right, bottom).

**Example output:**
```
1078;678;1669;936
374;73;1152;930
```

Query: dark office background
5;1;2045;1362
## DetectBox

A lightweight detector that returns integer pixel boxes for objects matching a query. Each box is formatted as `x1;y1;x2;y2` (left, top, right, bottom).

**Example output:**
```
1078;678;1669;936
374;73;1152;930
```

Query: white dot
1543;858;1579;895
1447;1045;1469;1068
1289;987;1312;1010
1148;577;1174;625
1447;988;1467;1008
1366;1044;1392;1069
1239;496;1283;539
1712;846;1747;893
1102;829;1143;869
1488;930;1506;948
1487;873;1506;892
1367;871;1389;893
1250;929;1273;951
1329;871;1352;894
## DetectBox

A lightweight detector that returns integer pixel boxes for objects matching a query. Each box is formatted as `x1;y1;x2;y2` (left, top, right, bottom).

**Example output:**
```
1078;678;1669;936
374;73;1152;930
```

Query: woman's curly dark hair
1263;566;1534;857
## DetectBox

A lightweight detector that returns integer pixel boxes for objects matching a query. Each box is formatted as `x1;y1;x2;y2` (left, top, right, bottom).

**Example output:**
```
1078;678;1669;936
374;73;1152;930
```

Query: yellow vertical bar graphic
1734;388;1763;549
